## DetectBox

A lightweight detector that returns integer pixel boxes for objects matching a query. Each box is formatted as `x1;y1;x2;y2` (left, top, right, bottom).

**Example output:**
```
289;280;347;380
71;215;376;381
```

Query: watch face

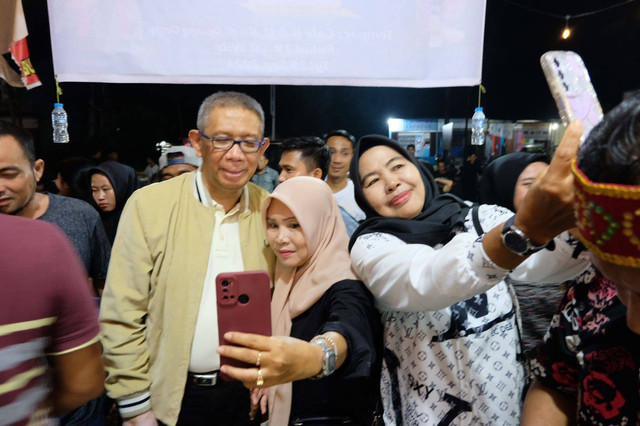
504;231;528;253
326;351;336;374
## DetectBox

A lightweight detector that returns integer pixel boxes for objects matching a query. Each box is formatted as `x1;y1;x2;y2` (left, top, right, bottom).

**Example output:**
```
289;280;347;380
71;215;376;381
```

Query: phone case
216;270;272;381
540;51;603;141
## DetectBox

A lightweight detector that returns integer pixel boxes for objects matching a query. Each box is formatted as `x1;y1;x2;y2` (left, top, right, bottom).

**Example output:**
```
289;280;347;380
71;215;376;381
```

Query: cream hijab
262;176;358;424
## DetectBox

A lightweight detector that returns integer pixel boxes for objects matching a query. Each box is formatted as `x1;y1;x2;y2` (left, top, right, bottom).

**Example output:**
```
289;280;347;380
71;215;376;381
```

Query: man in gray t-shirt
0;122;110;289
39;193;111;282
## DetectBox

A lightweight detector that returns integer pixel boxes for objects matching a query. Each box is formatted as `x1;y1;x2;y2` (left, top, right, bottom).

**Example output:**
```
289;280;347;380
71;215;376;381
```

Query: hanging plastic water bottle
52;103;69;144
471;107;486;146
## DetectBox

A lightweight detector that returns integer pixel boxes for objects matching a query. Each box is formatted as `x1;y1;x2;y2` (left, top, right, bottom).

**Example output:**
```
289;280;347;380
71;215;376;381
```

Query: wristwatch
310;338;336;379
501;215;547;257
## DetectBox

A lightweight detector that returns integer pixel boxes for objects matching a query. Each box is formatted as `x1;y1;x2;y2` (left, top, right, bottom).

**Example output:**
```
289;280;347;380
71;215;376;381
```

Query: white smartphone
540;51;603;141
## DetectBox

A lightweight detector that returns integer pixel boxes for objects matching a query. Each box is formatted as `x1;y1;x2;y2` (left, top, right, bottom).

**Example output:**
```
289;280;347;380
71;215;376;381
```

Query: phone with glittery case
541;51;603;142
217;270;271;381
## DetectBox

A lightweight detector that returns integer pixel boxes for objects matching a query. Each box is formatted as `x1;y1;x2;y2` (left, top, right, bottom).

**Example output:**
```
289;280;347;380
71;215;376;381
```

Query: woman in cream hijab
218;176;381;425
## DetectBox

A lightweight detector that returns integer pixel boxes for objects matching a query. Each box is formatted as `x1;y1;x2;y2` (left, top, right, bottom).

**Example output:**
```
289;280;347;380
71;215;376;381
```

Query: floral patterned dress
531;265;640;425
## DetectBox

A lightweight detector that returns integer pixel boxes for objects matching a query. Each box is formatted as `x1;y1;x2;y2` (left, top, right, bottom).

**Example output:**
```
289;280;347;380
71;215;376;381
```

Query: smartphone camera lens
222;280;229;287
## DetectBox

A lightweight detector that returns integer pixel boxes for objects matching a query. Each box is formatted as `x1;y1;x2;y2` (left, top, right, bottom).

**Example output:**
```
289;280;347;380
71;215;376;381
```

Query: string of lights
501;0;637;39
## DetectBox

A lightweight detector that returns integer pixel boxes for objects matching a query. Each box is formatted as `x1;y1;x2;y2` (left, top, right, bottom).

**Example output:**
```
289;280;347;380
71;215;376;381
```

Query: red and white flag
0;0;42;89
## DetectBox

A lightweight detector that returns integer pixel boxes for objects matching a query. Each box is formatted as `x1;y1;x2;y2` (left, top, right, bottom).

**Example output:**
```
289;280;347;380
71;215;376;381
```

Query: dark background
2;0;639;170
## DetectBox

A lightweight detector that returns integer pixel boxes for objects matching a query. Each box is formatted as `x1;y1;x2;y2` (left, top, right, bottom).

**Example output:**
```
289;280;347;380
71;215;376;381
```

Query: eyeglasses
198;131;266;153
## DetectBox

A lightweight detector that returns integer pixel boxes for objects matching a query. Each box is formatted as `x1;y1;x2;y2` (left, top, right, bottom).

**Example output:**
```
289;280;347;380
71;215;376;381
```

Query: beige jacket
99;173;275;425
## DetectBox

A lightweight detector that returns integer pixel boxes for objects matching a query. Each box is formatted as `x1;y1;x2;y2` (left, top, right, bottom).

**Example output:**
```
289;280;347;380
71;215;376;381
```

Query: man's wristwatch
501;215;548;257
310;337;336;379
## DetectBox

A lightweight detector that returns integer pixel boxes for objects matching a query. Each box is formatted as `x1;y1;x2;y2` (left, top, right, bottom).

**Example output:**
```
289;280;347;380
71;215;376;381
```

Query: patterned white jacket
350;204;590;425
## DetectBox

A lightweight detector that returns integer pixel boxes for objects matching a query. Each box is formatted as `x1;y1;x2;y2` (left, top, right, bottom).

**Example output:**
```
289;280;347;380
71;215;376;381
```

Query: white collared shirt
189;170;247;372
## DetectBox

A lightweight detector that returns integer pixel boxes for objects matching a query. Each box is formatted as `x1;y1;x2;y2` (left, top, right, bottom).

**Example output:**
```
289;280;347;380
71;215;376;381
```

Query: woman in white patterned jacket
347;122;589;425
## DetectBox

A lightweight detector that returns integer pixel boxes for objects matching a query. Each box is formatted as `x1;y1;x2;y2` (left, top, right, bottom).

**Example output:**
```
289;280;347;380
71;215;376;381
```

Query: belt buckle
191;371;218;386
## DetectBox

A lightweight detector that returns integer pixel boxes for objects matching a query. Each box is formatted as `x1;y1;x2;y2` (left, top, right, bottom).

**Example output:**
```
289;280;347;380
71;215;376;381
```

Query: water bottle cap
475;107;483;112
54;103;64;108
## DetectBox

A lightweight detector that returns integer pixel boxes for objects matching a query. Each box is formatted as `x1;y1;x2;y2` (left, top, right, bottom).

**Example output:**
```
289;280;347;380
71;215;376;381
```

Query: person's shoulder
350;231;406;260
326;279;375;301
474;203;513;228
130;172;193;205
353;231;404;248
44;192;69;211
246;181;270;208
331;279;368;291
1;213;60;237
344;178;356;193
339;206;359;225
458;203;513;236
41;195;103;236
47;193;99;218
331;179;353;199
1;214;73;257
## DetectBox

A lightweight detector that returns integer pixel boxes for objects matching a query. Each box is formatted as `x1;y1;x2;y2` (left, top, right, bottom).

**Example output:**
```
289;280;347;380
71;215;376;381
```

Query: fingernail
225;332;233;339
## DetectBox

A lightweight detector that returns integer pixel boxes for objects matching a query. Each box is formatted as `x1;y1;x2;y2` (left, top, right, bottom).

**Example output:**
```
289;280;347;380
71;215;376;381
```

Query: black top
460;158;484;201
289;279;382;425
39;193;111;280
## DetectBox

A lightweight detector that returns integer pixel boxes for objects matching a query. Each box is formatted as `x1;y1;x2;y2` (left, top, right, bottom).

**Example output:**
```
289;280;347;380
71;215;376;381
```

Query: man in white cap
158;146;203;181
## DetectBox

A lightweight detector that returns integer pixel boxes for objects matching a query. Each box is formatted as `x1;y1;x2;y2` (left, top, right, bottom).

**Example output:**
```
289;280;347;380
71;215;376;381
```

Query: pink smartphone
217;270;272;381
540;51;603;141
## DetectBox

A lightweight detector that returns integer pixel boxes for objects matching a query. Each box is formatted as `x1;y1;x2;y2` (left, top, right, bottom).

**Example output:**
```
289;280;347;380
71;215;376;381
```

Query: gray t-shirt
39;193;111;279
250;167;279;193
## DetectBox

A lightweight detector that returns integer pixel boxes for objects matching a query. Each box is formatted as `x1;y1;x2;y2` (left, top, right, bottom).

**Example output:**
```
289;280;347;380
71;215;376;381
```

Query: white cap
159;146;202;170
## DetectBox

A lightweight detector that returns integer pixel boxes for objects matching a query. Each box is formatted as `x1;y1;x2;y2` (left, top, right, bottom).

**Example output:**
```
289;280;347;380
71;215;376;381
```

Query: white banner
48;0;486;88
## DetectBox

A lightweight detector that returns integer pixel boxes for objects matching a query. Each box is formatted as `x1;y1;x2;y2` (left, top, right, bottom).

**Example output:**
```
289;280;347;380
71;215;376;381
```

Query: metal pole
270;85;276;141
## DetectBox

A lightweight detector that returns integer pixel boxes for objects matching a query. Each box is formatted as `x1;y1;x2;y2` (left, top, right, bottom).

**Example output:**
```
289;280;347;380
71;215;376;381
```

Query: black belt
187;371;220;387
290;417;355;425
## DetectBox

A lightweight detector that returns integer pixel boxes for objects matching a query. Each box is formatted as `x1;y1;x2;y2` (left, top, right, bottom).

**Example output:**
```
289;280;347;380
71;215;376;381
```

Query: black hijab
90;161;140;244
477;152;548;213
348;135;470;251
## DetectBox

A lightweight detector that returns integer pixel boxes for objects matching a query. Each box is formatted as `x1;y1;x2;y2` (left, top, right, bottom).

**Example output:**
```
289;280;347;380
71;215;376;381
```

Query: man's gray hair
196;91;265;135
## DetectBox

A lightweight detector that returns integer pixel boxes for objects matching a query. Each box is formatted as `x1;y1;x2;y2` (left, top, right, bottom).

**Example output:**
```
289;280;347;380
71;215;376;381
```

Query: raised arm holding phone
344;120;587;425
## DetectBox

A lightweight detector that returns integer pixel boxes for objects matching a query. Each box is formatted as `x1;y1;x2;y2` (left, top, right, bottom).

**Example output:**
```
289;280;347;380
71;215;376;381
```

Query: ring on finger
256;369;264;387
256;351;262;367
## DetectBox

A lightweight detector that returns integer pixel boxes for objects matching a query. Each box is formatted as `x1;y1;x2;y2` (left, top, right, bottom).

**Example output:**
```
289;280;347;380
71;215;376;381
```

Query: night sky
4;0;640;171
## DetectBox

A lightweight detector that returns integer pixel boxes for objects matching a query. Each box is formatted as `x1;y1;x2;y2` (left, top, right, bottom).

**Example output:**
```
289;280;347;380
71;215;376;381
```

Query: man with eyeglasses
100;92;276;426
